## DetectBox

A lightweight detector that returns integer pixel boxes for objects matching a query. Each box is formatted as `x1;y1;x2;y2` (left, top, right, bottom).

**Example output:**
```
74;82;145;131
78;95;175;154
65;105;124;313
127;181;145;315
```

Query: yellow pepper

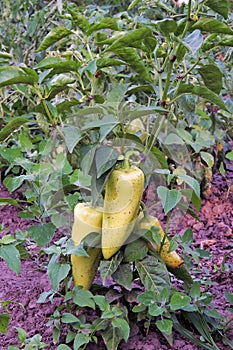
102;160;144;259
71;203;102;290
138;215;184;268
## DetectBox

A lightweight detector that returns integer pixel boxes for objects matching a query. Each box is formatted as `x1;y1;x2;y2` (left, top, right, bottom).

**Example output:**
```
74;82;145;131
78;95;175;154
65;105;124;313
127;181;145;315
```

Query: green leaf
28;223;56;247
0;198;20;207
226;151;233;160
0;244;21;274
198;64;223;94
136;255;171;294
181;189;201;211
137;291;157;305
3;175;34;193
190;282;201;299
0;117;28;142
73;333;90;350
0;66;35;87
72;289;95;308
122;106;167;121
112;318;130;342
225;292;233;305
156;19;177;36
113;47;151;81
96;57;125;69
82;115;119;132
170;292;191;311
106;27;152;52
0;235;17;244
95;146;119;179
62;126;82;153
200;152;215;167
57;345;72;350
149;303;166;316
177;84;228;111
177;175;200;197
61;313;80;324
102;325;123;350
0;313;10;334
100;252;123;284
48;259;70;291
156;319;173;335
183;311;218;346
36;26;72;51
157;186;182;215
87;18;119;35
168;264;194;285
123;239;148;262
192;18;233;35
172;314;215;350
112;263;133;290
128;0;141;11
67;8;89;32
206;0;230;19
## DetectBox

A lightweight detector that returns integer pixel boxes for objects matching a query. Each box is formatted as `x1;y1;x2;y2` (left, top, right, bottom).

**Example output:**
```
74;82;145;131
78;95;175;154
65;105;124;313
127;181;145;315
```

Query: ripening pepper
71;203;102;290
138;215;184;268
102;160;144;259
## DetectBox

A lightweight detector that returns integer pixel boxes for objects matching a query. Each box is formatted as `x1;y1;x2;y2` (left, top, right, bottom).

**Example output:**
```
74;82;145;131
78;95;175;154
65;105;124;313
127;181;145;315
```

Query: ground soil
0;168;232;350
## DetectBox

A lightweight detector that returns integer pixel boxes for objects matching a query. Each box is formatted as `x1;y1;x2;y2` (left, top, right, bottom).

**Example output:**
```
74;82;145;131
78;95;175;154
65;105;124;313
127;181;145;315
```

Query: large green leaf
95;146;119;179
3;175;35;193
192;18;233;35
28;223;56;247
176;84;228;111
198;64;223;94
36;26;72;52
73;333;90;350
0;66;35;87
106;27;152;52
156;19;177;36
170;292;191;311
87;18;119;35
123;239;148;262
112;318;130;342
113;47;151;81
0;117;29;142
62;126;82;153
136;255;171;294
48;257;70;291
102;325;123;350
35;57;81;73
67;8;89;32
206;0;230;19
0;244;21;275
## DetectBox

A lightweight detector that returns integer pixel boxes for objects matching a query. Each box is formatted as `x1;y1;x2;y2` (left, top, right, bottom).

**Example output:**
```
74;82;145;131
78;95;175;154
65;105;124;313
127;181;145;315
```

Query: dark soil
0;169;232;350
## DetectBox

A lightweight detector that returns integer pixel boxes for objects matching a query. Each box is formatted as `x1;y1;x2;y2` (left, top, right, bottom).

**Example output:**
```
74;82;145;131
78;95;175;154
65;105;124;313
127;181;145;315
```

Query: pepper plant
0;0;233;349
